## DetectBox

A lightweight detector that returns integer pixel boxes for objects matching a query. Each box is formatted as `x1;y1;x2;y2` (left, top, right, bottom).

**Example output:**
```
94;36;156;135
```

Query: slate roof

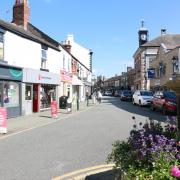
141;34;180;49
0;19;60;51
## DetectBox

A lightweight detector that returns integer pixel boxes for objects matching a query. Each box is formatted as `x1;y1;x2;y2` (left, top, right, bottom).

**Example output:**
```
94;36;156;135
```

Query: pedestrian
97;90;102;103
67;96;72;113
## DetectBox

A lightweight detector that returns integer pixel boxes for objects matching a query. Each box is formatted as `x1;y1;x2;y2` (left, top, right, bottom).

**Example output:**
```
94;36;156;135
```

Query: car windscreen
163;92;176;99
140;91;153;96
123;91;132;95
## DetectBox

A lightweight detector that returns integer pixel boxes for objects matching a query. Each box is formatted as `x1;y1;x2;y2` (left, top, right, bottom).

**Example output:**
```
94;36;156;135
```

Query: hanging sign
0;108;7;134
147;69;155;78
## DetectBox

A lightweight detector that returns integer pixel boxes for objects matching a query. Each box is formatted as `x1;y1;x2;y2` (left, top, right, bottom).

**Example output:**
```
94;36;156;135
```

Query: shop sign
51;101;58;118
0;108;7;134
0;65;22;81
23;68;60;85
60;70;72;82
147;69;155;78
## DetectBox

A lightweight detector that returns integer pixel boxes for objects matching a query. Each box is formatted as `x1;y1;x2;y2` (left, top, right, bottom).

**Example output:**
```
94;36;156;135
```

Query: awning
72;76;83;86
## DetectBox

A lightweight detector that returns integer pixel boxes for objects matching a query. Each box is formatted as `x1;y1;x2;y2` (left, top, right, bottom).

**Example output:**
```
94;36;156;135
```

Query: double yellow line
52;164;115;180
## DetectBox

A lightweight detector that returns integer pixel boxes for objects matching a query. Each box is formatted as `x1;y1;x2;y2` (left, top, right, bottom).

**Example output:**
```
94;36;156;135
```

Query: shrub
107;118;180;179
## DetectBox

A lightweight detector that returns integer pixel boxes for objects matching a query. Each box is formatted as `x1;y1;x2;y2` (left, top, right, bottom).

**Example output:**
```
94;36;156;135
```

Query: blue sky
1;0;180;78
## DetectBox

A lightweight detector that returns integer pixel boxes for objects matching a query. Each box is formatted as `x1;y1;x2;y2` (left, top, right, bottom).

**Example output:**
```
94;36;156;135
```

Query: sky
1;0;180;78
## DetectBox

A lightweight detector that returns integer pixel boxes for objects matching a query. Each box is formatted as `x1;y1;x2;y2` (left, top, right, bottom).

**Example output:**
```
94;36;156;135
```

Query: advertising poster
51;101;58;118
0;108;7;134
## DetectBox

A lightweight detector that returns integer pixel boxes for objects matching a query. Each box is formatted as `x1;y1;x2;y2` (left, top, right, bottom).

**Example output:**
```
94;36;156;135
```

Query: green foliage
107;120;179;179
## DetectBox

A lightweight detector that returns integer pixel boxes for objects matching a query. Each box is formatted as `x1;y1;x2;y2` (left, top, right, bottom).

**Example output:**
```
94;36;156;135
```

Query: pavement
0;99;96;139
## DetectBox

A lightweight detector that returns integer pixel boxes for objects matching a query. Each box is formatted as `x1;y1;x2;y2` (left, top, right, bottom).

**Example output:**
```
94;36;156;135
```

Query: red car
151;91;177;115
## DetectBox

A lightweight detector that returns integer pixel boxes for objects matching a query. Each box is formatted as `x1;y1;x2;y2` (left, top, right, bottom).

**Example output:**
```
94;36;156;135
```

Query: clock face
141;34;147;41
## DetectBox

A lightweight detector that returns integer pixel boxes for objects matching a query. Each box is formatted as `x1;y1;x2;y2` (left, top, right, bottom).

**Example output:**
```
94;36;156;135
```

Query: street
0;96;167;180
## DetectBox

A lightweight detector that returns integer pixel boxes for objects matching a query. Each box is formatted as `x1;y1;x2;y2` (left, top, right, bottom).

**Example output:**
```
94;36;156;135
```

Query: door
0;82;3;107
25;84;32;115
33;84;39;112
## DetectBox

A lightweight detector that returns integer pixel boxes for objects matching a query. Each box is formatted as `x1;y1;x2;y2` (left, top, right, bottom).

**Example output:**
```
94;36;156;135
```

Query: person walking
97;90;102;103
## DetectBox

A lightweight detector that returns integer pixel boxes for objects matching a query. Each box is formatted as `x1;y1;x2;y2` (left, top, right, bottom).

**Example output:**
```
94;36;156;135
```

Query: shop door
25;85;32;115
0;82;2;107
33;84;39;112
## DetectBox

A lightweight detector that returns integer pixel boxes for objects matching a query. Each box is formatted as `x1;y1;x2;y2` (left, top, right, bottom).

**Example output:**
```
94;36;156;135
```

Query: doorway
25;84;32;115
33;84;39;112
0;82;2;107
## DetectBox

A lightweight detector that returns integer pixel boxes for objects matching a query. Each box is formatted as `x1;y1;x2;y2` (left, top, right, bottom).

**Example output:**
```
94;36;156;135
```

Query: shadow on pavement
85;169;117;180
101;96;177;125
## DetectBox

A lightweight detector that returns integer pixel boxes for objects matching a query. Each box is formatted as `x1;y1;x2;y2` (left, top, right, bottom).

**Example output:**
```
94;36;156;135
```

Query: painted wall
4;31;60;74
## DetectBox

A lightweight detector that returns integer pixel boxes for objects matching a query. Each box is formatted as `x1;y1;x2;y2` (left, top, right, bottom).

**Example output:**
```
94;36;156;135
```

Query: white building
0;0;61;117
65;34;93;100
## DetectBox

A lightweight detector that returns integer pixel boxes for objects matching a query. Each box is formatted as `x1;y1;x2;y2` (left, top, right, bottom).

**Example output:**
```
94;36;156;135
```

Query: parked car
104;91;112;96
151;91;177;115
132;90;153;106
120;90;133;101
114;90;121;97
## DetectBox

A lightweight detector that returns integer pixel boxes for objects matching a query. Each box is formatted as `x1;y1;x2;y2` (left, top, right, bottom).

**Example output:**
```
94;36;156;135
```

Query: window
41;45;48;69
0;32;4;60
68;58;70;71
3;82;19;107
63;54;65;69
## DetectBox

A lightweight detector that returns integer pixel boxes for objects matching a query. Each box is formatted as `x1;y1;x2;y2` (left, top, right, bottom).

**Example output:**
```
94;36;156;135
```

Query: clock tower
138;20;148;47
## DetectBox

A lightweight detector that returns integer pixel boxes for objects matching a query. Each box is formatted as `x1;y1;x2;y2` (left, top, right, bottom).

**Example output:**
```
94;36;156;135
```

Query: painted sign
51;101;58;118
0;65;22;81
147;69;155;78
60;70;72;82
0;107;7;134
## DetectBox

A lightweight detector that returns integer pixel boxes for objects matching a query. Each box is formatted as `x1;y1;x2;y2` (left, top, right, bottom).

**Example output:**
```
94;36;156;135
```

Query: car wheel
132;99;135;105
162;106;167;115
139;100;142;107
151;103;155;111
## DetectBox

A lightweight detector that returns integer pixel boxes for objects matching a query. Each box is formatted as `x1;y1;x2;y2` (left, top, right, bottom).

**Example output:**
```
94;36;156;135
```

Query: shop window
3;82;19;107
0;32;4;60
40;85;56;109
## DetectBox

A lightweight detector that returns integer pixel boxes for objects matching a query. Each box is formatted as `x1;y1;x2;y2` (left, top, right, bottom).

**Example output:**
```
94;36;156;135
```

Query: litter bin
59;96;68;109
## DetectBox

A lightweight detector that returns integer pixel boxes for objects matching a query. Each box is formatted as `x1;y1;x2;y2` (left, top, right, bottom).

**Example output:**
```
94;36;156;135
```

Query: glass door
0;81;3;107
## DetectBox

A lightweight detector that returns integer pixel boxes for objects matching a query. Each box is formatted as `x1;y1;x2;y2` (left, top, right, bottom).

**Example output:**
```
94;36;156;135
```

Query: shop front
0;64;22;118
23;68;60;115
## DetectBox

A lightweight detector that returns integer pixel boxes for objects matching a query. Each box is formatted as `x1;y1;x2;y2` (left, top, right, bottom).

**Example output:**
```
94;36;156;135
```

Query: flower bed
107;117;180;179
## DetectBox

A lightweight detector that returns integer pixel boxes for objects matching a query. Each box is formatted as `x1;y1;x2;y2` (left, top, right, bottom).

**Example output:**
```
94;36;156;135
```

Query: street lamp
167;56;180;140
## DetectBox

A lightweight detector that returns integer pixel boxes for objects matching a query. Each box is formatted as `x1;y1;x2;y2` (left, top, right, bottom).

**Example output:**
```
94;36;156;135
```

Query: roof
0;19;60;51
141;34;180;49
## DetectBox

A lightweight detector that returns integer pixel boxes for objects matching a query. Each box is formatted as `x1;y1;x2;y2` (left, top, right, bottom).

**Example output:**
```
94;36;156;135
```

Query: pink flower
171;166;180;177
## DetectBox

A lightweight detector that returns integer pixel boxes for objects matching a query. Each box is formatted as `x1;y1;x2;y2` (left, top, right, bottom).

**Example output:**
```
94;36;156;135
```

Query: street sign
147;69;155;78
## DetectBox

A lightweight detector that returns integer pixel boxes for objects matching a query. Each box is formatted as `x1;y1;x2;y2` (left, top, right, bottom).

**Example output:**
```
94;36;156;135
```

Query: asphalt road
0;96;168;180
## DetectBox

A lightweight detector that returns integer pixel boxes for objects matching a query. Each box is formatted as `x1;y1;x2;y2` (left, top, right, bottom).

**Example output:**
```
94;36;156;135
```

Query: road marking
0;105;96;140
52;164;114;180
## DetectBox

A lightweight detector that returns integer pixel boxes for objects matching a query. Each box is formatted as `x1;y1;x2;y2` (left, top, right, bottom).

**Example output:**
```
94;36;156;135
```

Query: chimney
161;29;167;35
12;0;30;29
63;41;71;53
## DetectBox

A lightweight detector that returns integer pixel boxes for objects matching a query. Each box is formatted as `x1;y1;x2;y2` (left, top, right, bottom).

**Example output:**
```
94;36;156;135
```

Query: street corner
52;164;115;180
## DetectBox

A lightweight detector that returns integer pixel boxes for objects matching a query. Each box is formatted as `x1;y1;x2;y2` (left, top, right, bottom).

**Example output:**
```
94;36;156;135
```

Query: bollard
77;98;79;111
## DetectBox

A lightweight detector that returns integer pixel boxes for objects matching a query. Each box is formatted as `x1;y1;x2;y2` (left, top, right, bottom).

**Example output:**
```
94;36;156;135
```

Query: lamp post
167;56;180;140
